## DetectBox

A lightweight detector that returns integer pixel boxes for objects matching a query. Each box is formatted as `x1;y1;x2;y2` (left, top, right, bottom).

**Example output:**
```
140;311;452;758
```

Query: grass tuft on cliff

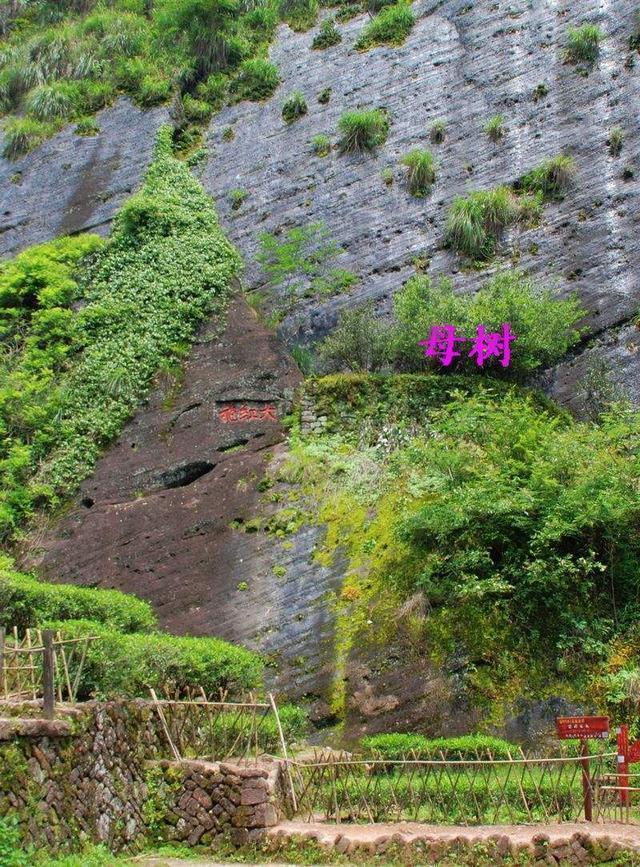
355;2;415;50
0;0;288;156
0;126;241;543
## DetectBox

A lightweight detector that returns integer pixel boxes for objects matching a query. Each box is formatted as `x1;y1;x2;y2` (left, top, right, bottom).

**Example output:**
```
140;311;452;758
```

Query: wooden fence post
42;630;55;719
581;739;593;821
617;724;630;809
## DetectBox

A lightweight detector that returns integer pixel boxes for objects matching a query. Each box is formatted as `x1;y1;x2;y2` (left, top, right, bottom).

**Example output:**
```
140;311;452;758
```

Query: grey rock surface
0;98;167;258
203;0;640;406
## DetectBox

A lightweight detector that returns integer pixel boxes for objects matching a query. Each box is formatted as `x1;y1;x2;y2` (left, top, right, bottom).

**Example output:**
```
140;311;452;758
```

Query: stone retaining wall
0;701;284;854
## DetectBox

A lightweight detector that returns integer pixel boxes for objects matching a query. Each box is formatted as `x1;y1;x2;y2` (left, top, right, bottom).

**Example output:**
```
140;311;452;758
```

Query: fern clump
338;108;389;153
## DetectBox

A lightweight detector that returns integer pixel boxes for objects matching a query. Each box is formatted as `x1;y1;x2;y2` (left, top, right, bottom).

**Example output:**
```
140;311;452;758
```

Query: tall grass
446;186;517;261
337;108;389;153
519;154;577;198
400;148;436;196
355;2;415;49
566;23;602;64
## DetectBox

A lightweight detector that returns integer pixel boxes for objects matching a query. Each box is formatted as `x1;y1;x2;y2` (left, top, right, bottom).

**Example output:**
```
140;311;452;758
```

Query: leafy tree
390;270;586;378
319;302;390;372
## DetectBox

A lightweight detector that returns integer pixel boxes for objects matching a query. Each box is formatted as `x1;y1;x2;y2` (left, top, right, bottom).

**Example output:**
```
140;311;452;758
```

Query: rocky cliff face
6;0;640;736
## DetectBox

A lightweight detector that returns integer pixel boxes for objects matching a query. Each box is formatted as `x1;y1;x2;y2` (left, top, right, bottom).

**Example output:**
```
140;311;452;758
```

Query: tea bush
0;558;157;634
390;270;586;378
43;618;262;699
361;732;520;760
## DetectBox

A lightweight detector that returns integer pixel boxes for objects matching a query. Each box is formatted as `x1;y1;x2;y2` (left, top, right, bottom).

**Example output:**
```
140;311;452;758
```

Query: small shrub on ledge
430;119;447;144
338;108;389;153
312;133;331;156
517;154;577;199
355;2;415;50
282;90;308;123
230;59;280;102
400;148;436;196
312;18;342;49
565;23;602;66
484;113;505;143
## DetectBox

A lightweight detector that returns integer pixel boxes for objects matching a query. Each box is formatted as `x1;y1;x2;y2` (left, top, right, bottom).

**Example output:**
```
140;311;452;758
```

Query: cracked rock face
204;0;640;406
0;99;167;257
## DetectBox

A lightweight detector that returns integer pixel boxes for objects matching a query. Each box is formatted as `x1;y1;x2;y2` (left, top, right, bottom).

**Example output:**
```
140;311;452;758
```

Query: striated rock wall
0;99;167;258
203;0;640;406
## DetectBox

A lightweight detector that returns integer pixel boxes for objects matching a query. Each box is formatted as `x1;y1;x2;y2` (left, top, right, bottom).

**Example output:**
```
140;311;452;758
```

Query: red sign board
628;740;640;763
556;716;610;740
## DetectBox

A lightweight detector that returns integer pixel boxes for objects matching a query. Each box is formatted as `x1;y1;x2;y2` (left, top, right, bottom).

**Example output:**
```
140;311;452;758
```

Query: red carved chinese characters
218;404;278;423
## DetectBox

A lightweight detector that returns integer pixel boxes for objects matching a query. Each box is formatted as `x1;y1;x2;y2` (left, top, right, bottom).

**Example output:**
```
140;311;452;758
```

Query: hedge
43;619;263;700
0;563;157;634
361;733;521;760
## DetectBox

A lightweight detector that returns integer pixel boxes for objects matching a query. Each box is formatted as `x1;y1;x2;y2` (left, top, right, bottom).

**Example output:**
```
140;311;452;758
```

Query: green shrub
609;126;624;157
361;733;520;760
2;117;53;159
317;86;331;104
196;73;228;110
336;3;361;22
0;815;28;867
137;75;171;107
43;619;262;700
182;94;213;122
230;59;280;102
279;0;319;31
282;90;307;123
400;148;436;196
532;82;549;102
26;82;81;121
0;127;241;541
74;116;100;136
390;270;586;378
0;560;157;634
257;221;343;299
319;302;390;372
355;2;414;49
312;17;342;49
229;188;247;210
484;113;505;142
518;154;577;199
566;23;602;65
311;133;331;156
445;186;519;261
381;166;394;185
430;119;446;144
337;108;389;153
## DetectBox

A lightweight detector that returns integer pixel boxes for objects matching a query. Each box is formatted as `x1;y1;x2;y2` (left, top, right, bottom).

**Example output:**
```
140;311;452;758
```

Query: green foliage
182;94;212;122
229;187;247;210
43;618;263;699
390;270;586;378
312;17;341;49
565;23;602;65
319;302;389;373
381;166;394;185
0;127;240;542
609;126;624;157
0;558;157;633
532;82;549;102
400;148;436;197
429;119;446;144
518;154;577;199
311;133;331;156
257;221;346;303
2;117;55;159
337;108;389;154
355;2;414;49
230;58;279;102
361;732;520;760
445;186;524;261
317;86;331;104
74;115;100;135
0;815;29;867
484;113;505;142
279;0;319;31
281;89;307;123
0;0;285;150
